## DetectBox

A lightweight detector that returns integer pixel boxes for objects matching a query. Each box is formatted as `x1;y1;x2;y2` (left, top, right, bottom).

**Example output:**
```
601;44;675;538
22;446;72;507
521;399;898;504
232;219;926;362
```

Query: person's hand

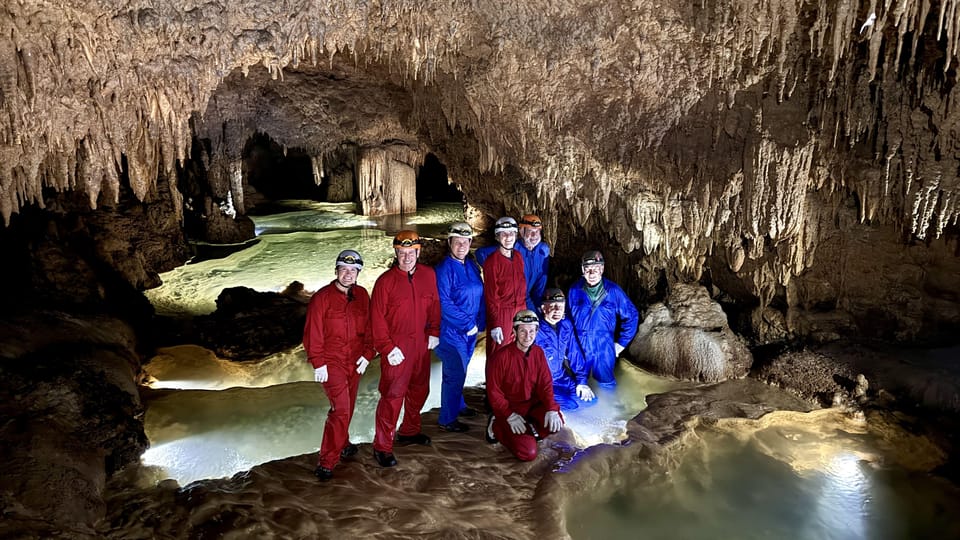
467;325;478;336
544;410;563;433
491;327;504;344
428;336;440;350
614;343;625;356
387;347;405;366
576;384;596;402
314;365;328;383
507;413;526;434
356;356;369;375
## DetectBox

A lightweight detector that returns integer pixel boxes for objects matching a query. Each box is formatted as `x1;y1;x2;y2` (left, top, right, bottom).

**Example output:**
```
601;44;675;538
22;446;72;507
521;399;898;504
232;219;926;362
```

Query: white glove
467;325;478;336
428;336;440;350
314;365;328;383
614;343;625;356
507;412;526;434
356;356;369;375
576;384;596;402
387;347;405;366
491;327;504;344
544;410;563;433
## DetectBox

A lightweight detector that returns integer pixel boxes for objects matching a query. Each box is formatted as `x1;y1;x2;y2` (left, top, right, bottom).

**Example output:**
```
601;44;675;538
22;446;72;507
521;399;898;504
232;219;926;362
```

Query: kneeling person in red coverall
370;230;442;467
485;309;564;461
303;249;376;481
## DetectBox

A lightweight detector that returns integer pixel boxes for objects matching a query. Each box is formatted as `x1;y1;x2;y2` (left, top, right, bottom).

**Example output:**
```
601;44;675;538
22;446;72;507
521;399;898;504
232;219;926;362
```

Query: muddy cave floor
95;353;960;540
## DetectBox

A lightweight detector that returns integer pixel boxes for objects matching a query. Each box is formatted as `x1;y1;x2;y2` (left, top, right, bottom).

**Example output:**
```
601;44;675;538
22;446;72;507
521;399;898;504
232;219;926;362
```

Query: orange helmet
519;214;543;231
393;230;422;247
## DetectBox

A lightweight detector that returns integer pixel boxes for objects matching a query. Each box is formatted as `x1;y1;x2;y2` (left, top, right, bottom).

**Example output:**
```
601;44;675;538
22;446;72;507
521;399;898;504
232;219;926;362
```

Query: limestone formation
631;283;753;381
3;0;958;342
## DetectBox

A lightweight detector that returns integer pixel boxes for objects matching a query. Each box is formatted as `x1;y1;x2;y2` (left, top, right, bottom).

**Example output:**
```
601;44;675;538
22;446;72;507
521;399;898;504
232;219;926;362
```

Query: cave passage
141;202;670;484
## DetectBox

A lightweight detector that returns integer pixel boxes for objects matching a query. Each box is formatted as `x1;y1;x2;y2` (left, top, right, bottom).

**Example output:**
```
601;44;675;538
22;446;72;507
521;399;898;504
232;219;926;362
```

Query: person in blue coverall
476;213;550;313
568;250;640;389
535;288;596;410
434;222;486;432
516;214;550;312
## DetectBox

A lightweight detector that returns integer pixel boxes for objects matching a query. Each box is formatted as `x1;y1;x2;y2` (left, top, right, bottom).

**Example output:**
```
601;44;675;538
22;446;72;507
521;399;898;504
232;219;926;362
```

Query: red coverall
370;263;441;453
482;249;527;358
485;342;560;461
303;281;376;470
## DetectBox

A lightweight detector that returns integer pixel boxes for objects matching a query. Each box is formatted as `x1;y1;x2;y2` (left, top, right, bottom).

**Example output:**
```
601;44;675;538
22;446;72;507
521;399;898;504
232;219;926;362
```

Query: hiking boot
396;432;432;446
314;466;334;481
340;442;359;459
373;450;398;467
438;420;469;433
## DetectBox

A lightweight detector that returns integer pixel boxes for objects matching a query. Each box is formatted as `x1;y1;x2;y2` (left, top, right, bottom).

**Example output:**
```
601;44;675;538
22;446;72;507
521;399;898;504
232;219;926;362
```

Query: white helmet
447;222;474;239
335;249;364;271
494;216;518;235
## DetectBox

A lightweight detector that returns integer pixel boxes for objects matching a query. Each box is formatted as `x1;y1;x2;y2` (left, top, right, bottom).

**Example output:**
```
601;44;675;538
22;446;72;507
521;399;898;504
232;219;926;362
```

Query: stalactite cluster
2;0;959;323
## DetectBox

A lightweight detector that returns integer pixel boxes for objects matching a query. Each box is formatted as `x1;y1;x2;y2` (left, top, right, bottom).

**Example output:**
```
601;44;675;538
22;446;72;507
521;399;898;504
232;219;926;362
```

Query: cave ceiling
2;0;960;288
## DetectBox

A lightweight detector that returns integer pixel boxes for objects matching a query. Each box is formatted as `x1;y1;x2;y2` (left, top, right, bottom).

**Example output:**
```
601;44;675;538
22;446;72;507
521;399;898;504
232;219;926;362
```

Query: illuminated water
142;201;679;484
565;412;960;540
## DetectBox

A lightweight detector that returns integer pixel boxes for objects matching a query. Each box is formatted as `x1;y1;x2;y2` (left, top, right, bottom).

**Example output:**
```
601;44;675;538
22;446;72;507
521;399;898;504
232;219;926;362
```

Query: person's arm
532;347;560;412
483;256;506;331
425;268;442;338
614;285;641;349
563;321;590;386
303;292;327;369
370;273;397;357
437;262;474;331
485;350;513;419
356;288;377;361
530;247;549;309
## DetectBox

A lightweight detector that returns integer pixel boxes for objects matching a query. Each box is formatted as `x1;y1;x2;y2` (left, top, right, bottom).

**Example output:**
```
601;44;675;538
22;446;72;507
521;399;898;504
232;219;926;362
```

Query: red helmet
519;214;543;231
393;230;422;247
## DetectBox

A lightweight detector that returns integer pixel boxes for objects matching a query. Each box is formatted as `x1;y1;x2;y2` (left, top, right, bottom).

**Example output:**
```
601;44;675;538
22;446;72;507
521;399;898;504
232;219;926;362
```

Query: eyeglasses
521;219;542;227
394;239;421;247
582;264;603;272
337;254;363;265
449;227;473;236
514;314;539;324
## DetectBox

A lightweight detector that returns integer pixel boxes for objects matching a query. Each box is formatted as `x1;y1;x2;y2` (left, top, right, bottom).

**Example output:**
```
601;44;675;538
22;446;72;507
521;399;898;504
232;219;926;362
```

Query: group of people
303;215;639;481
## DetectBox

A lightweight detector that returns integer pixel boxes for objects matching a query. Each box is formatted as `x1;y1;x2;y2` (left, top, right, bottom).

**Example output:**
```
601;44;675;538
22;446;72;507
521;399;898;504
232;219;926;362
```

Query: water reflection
565;411;960;540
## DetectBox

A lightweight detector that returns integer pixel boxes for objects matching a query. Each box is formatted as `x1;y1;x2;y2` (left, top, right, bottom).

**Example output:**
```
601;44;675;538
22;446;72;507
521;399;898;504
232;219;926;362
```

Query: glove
544;410;563;433
491;327;504;344
507;412;526;435
576;384;596;402
387;347;405;366
467;325;478;336
314;365;328;383
428;336;440;350
614;343;625;356
356;356;369;375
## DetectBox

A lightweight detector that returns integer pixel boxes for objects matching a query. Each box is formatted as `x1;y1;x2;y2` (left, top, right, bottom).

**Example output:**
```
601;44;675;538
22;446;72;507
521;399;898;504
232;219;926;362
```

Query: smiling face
395;246;419;272
449;236;472;261
515;322;538;350
582;263;604;286
496;230;517;250
335;265;359;289
520;227;542;250
542;300;564;324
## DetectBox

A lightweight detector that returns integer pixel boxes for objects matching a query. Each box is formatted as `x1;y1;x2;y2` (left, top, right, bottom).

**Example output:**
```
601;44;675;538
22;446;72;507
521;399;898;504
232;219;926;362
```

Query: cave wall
1;1;959;343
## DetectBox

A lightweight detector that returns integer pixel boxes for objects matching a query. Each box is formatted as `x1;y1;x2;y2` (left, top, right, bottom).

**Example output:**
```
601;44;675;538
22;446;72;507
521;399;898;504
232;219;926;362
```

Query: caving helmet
581;250;605;267
519;214;543;231
393;230;422;248
493;216;519;236
447;222;474;239
335;249;364;271
512;309;540;329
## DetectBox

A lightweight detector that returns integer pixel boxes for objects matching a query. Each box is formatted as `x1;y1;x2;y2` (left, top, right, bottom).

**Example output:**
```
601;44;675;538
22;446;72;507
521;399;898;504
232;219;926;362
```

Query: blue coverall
515;241;550;311
474;245;496;267
535;317;593;410
434;253;486;425
568;277;640;388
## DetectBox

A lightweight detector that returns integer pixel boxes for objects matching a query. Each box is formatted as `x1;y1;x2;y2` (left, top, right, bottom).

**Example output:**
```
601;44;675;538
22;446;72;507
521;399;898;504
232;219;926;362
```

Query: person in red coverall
483;216;527;358
303;249;376;481
485;309;564;461
370;230;442;467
